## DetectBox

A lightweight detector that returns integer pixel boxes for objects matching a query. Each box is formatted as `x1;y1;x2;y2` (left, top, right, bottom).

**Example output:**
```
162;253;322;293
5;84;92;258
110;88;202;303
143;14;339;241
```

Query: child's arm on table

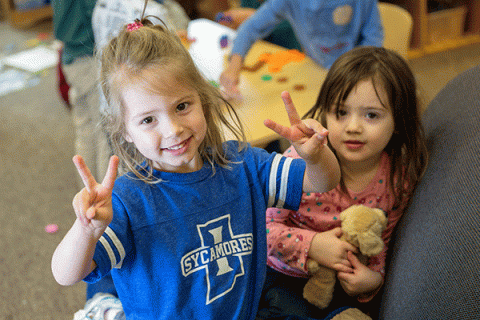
220;1;285;99
219;54;243;100
51;155;119;286
264;91;340;193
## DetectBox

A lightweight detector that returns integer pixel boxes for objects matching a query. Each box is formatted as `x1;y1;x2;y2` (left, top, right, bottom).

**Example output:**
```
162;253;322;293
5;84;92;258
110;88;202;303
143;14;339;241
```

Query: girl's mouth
162;137;192;153
344;140;365;149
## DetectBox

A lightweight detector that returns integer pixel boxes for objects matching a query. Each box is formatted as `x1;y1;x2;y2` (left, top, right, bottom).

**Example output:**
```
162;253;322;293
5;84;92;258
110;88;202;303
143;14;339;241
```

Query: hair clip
127;20;143;32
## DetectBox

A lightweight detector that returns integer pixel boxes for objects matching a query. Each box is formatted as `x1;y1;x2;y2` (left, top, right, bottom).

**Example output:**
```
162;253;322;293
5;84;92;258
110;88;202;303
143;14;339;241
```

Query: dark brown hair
304;46;428;207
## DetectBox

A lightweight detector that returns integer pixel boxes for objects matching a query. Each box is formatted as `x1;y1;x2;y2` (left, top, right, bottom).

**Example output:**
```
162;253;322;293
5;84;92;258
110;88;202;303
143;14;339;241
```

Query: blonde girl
51;10;340;320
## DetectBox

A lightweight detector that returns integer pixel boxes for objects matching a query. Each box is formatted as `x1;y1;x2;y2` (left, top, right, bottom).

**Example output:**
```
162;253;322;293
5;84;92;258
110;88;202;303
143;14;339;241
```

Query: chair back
378;2;413;58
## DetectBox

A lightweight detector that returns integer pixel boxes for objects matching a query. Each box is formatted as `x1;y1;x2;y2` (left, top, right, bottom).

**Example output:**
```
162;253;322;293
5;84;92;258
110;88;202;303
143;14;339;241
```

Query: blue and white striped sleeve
83;197;130;283
266;153;305;211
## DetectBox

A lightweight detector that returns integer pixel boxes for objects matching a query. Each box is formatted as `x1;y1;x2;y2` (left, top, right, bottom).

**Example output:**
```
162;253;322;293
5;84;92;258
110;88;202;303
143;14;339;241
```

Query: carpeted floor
0;17;479;320
1;19;85;320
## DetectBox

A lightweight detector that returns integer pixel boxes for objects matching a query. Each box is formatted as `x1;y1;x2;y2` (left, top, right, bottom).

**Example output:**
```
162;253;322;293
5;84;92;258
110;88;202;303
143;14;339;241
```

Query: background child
52;0;111;186
220;0;384;99
258;47;428;319
51;12;341;320
216;0;301;51
93;0;190;51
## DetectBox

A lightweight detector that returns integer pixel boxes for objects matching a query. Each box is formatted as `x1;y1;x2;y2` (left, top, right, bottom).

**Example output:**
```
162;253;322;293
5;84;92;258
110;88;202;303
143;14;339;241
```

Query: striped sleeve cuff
267;154;305;210
84;227;126;283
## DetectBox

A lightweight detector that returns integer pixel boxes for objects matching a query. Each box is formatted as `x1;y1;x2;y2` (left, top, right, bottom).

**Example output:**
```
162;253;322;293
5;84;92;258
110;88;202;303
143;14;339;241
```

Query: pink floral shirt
266;147;409;299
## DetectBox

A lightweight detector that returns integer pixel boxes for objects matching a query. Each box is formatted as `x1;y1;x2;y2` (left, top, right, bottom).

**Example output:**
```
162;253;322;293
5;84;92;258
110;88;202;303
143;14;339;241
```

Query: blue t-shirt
232;0;384;68
85;141;306;319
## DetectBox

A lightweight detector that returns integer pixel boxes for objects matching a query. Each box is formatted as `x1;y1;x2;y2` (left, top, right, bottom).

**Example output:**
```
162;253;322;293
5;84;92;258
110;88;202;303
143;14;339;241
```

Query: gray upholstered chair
380;65;480;319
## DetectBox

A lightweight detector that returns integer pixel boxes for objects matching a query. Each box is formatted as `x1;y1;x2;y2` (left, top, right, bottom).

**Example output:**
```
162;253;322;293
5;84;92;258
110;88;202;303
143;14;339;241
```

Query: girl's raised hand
264;91;328;163
72;155;119;231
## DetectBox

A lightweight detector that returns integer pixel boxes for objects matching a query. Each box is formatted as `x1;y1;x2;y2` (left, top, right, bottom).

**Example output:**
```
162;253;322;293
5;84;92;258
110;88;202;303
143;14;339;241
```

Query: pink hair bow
127;21;143;32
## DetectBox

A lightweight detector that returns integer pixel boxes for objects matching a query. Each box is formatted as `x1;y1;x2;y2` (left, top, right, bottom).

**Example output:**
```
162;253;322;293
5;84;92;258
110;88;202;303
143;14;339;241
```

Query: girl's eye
142;116;154;124
337;109;347;117
176;102;188;112
366;112;379;119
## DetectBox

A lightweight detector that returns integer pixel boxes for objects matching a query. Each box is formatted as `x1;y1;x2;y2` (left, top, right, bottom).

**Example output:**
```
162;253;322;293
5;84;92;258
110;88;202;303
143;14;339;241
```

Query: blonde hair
99;17;246;183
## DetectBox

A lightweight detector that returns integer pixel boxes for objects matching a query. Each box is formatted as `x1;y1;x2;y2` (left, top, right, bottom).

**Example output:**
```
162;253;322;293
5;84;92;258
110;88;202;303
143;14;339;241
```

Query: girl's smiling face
121;75;207;173
325;78;395;167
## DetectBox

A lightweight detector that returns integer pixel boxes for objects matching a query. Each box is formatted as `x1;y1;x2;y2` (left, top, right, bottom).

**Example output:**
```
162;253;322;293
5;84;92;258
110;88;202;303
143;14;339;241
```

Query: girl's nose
162;117;184;137
345;116;362;133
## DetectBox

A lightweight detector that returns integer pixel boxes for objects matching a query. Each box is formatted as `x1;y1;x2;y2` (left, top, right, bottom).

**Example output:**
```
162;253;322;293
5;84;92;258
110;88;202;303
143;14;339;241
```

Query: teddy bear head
339;204;388;256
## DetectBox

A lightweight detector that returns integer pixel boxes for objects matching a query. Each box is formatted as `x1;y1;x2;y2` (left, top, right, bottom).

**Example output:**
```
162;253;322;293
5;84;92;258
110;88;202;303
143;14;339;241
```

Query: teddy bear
303;204;388;310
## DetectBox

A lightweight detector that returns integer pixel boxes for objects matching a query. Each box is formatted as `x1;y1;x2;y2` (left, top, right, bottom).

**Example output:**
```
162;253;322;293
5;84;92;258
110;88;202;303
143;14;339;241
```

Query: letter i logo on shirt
180;214;253;304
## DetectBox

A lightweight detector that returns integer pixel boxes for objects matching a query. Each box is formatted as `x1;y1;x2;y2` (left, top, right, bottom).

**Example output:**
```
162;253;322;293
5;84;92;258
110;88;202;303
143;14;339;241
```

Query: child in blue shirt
220;0;384;99
217;0;302;51
51;9;340;320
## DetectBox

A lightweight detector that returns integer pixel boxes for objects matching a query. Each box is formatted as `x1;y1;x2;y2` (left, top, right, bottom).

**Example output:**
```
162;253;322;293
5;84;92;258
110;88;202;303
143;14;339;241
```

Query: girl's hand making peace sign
52;155;119;286
264;91;328;165
265;91;340;194
72;155;119;232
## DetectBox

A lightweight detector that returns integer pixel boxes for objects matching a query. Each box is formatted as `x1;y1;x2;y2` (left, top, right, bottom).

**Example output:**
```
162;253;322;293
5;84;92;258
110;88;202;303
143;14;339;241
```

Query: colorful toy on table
293;84;305;91
215;12;233;24
220;35;229;49
260;74;272;81
258;49;305;73
241;60;265;72
179;33;196;50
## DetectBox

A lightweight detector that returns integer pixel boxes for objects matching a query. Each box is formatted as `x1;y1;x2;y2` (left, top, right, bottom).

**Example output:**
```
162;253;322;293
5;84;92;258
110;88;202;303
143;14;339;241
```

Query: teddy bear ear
357;232;385;256
374;208;388;227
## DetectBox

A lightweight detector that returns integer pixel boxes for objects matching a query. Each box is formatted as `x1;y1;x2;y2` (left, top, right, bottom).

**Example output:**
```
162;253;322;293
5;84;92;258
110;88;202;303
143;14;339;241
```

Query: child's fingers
303;119;328;138
346;242;359;254
263;118;283;134
73;189;94;225
337;270;354;282
347;250;362;266
280;91;302;126
331;227;343;238
101;156;119;191
335;263;354;274
72;155;97;193
263;119;297;141
84;207;96;221
298;120;328;148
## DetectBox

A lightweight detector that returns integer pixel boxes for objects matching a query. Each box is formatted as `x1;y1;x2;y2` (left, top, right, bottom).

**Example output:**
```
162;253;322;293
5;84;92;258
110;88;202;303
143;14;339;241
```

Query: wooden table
0;0;52;28
187;19;328;147
226;41;328;147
